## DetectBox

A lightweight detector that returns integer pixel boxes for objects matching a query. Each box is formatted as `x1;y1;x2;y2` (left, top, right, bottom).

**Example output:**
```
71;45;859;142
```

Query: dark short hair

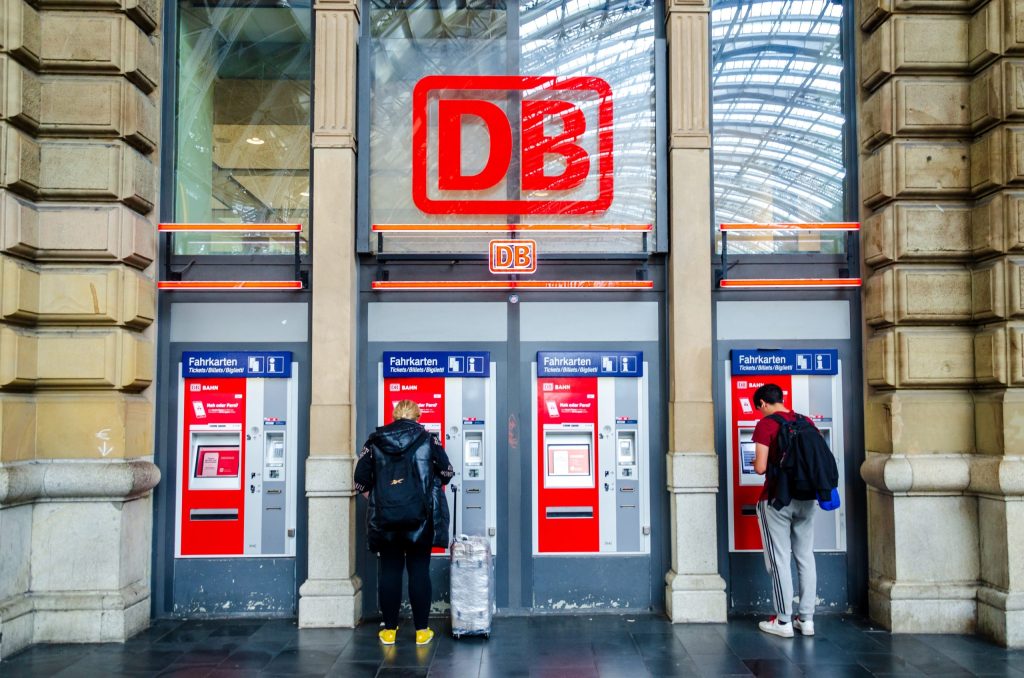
753;383;784;408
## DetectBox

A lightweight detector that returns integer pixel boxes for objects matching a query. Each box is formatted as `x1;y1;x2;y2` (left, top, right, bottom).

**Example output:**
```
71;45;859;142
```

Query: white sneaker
793;618;815;636
758;617;794;638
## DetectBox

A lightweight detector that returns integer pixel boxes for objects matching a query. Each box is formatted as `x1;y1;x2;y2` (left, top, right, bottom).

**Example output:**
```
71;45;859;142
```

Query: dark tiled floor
2;615;1021;677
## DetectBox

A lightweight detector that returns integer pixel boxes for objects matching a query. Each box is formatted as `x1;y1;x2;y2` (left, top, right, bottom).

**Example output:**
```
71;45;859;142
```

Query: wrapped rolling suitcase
450;534;493;639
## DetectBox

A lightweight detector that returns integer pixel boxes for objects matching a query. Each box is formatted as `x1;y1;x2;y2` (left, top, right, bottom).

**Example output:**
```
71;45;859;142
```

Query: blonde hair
392;399;421;421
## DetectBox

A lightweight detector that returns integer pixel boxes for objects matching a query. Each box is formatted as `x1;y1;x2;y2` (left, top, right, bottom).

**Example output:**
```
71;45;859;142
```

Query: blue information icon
620;355;637;374
267;357;286;374
467;357;485;374
814;353;832;371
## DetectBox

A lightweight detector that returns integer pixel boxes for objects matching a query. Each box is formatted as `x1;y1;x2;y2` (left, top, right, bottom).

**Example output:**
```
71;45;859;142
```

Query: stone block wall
0;0;159;659
858;0;1024;646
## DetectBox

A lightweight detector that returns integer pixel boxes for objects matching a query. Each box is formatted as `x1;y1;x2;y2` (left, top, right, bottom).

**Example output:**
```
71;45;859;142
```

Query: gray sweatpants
756;499;817;623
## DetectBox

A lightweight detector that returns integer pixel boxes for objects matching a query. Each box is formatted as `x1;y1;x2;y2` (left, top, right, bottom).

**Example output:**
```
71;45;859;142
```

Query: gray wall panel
170;303;309;343
368;303;507;342
521;302;659;341
716;301;850;340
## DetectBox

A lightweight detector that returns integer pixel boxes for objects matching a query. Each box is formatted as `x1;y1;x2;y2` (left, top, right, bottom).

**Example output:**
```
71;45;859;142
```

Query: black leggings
378;547;432;630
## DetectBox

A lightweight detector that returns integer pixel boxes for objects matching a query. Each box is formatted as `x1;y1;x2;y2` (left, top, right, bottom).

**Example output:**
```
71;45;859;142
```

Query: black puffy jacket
354;419;453;552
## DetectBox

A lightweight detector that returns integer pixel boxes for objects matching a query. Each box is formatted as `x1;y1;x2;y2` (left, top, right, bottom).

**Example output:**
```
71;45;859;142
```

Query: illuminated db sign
412;75;614;216
489;239;537;274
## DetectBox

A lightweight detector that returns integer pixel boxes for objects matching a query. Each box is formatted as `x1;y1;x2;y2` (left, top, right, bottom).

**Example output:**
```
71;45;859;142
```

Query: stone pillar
664;1;727;623
968;13;1024;642
0;0;160;659
298;0;361;627
857;0;1024;644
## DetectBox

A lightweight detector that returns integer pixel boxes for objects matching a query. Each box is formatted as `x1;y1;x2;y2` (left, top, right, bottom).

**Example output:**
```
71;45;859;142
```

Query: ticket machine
726;349;846;552
175;351;299;557
533;351;650;555
378;351;497;553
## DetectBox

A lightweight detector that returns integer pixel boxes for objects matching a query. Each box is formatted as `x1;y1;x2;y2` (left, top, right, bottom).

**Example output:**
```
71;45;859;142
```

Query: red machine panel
537;376;599;553
180;377;247;556
383;377;445;431
730;375;791;551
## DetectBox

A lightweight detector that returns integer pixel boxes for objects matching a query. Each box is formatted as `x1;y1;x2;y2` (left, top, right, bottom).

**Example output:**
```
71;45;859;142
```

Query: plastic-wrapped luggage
450;534;494;638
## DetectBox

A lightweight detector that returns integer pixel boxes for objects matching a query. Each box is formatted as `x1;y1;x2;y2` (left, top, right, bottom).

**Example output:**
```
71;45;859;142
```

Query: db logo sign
489;239;536;274
189;384;202;392
412;75;614;216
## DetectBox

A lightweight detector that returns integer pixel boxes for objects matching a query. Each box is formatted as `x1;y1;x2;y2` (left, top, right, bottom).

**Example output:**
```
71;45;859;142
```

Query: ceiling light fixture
246;137;265;145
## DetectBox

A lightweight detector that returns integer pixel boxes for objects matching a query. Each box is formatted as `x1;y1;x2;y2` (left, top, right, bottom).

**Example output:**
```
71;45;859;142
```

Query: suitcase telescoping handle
451;483;458;546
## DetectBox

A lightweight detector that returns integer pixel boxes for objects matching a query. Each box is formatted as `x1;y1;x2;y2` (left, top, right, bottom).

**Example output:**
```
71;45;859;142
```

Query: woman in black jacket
354;399;454;646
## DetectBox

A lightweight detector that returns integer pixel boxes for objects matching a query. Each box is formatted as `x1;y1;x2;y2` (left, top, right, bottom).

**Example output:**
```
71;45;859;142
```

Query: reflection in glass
711;0;846;254
368;0;657;255
174;2;312;255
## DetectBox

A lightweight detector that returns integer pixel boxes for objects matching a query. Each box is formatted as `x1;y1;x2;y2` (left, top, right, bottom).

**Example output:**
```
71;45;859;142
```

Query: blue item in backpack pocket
818;487;841;511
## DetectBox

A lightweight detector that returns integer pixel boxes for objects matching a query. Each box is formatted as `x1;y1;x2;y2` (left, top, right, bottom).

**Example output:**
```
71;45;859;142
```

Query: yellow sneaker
415;628;434;646
378;628;397;645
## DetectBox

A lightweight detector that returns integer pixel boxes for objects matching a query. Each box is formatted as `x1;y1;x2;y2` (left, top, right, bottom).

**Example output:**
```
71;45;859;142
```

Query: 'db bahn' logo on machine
412;75;614;216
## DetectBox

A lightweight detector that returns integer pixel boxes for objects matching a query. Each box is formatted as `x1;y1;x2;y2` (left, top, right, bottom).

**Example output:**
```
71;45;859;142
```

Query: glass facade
368;0;658;255
173;0;312;256
711;0;847;254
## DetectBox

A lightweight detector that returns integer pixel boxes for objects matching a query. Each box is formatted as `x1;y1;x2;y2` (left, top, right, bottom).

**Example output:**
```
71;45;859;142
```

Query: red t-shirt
752;410;803;503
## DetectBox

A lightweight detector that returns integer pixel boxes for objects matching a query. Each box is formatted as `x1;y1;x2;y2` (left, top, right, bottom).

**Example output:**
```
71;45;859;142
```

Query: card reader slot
546;506;594;519
266;489;282;495
741;504;757;516
466;488;481;494
619;487;635;492
190;509;239;521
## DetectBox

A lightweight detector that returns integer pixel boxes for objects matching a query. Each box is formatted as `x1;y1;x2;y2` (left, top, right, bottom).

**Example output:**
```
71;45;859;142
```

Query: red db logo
412;75;614;216
489;239;537;274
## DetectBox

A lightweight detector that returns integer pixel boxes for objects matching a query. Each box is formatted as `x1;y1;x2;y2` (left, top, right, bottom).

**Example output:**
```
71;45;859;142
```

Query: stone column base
0;584;150;660
869;577;977;634
33;584;151;643
0;595;33;659
665;571;727;623
978;586;1024;647
298;576;362;628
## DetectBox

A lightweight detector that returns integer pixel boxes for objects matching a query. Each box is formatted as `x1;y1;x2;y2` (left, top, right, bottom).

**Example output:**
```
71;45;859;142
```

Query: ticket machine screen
548;444;591;476
195;447;240;478
740;441;756;475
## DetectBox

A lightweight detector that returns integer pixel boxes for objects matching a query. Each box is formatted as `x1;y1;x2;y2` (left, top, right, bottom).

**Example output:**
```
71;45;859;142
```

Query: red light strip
720;278;862;289
371;223;652;233
719;222;860;232
158;223;302;232
158;281;303;291
372;280;653;291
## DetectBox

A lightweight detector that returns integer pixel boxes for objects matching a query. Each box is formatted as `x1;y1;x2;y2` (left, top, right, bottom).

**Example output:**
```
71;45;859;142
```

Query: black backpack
768;413;839;508
371;435;430;531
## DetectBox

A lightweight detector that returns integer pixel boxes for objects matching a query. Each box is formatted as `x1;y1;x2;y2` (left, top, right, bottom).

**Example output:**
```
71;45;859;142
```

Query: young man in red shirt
751;383;817;638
